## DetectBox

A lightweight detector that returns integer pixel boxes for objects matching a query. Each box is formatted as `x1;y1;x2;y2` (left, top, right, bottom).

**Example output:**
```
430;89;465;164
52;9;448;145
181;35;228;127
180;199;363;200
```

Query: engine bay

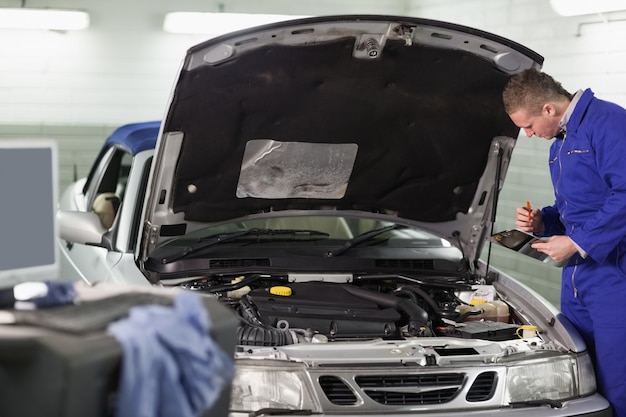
179;273;531;346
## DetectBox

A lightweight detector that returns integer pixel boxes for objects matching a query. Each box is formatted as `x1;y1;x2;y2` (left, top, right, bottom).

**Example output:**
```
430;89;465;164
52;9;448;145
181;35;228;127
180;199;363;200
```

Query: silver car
58;15;612;416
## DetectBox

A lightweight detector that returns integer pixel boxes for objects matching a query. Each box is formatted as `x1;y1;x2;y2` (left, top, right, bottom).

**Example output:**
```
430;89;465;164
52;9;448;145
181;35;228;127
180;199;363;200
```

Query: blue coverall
539;88;626;416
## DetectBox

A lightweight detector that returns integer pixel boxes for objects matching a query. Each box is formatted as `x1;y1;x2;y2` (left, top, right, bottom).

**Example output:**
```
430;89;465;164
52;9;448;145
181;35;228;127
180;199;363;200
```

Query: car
57;15;612;417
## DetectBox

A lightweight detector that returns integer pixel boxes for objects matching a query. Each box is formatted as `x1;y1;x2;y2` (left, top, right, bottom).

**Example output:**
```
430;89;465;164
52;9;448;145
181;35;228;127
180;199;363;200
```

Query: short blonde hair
502;69;571;115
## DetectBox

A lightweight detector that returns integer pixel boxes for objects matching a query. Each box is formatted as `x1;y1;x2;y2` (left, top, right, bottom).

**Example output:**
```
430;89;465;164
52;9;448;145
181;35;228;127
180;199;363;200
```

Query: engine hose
237;325;297;346
395;285;444;318
456;309;484;323
341;285;429;331
236;295;299;345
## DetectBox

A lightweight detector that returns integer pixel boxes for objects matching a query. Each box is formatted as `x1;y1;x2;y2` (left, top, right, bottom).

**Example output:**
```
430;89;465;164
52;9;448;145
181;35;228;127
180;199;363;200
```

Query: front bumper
230;393;611;417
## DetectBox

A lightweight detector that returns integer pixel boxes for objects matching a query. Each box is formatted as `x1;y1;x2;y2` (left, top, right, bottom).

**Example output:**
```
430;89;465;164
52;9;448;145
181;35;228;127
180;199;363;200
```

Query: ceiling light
0;8;89;30
163;12;308;35
550;0;626;16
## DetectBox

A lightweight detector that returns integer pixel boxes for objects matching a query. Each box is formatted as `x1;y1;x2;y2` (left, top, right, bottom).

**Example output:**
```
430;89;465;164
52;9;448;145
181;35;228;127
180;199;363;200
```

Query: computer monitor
0;140;59;289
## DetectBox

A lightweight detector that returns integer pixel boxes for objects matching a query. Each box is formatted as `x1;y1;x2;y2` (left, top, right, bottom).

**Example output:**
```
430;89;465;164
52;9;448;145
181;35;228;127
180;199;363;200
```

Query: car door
59;146;135;284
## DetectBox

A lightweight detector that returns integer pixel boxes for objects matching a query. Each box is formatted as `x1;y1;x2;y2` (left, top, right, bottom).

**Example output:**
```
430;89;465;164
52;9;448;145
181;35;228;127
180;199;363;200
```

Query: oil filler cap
269;286;292;296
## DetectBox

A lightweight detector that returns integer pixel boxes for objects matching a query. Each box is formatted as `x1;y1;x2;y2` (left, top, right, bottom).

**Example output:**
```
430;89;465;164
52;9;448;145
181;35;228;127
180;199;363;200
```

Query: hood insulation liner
164;37;519;223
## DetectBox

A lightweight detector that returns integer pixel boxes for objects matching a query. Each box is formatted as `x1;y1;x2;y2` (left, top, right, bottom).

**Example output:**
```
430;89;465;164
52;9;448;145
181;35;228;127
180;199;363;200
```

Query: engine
180;273;520;346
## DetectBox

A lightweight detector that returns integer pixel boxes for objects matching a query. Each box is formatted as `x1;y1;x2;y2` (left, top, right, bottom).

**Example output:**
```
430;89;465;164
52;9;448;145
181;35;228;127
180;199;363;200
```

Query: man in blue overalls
503;69;626;417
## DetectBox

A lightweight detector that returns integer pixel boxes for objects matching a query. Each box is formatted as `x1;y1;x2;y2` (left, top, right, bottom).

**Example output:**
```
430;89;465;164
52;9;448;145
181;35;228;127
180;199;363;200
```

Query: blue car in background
58;121;160;285
57;15;611;417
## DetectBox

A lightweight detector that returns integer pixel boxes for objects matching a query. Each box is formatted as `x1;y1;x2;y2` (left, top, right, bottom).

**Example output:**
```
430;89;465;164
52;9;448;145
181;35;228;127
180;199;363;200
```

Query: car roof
103;121;160;155
82;121;161;195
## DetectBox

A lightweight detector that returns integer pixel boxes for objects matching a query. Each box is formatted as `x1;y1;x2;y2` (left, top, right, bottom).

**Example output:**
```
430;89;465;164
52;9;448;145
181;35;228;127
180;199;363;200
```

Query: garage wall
2;0;626;306
414;1;626;307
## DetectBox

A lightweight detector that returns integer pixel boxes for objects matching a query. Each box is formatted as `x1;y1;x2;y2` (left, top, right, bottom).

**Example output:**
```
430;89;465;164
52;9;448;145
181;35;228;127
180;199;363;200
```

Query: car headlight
575;352;597;396
504;352;597;403
230;360;322;413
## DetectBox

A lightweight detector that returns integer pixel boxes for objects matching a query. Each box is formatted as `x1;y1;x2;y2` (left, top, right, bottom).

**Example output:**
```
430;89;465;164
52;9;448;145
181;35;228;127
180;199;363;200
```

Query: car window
170;216;452;248
85;148;133;229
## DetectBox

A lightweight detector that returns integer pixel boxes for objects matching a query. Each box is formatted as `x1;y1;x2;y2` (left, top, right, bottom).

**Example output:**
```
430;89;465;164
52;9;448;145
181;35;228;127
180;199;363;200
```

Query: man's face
508;107;561;140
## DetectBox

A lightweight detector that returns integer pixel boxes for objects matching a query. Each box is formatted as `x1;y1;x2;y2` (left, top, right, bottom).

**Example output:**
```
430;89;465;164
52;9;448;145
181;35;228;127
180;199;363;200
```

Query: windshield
146;215;466;279
155;216;458;255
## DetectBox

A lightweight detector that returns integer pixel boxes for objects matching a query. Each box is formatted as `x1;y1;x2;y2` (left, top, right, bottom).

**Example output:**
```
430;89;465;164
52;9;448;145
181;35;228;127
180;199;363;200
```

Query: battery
444;320;519;341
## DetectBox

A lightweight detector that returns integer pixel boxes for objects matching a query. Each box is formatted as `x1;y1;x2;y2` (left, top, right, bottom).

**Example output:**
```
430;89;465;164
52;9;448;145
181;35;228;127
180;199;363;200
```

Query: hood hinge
141;221;160;260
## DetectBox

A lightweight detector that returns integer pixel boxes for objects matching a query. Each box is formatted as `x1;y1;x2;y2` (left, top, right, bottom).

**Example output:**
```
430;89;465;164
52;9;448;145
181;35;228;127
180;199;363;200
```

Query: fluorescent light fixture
550;0;626;16
163;12;308;35
0;8;89;31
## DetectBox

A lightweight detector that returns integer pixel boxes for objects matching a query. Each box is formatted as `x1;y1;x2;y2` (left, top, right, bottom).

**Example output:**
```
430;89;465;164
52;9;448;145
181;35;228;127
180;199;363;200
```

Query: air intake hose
341;285;429;334
237;325;297;346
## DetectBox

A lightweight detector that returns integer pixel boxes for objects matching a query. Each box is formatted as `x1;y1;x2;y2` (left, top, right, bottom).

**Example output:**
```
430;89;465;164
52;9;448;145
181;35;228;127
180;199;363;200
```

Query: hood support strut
483;147;503;280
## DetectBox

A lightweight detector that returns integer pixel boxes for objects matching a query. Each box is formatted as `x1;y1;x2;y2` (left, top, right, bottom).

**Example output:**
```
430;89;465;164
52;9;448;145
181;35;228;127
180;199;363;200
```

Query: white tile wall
411;0;626;307
2;0;626;305
2;0;625;124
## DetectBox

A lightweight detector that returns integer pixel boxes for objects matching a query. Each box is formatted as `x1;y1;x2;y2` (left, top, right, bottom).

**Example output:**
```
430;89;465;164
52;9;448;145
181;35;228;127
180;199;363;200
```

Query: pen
526;200;532;221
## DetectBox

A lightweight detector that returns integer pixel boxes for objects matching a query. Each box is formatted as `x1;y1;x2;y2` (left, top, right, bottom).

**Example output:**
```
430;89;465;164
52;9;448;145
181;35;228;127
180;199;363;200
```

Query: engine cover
246;282;401;338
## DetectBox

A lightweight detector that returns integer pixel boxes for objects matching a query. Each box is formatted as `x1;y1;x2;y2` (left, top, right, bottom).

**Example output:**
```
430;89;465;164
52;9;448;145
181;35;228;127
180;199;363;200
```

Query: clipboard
491;229;568;267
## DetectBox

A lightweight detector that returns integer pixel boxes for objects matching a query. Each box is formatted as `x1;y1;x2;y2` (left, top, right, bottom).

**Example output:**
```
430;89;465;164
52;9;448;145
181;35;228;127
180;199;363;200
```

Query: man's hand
515;205;543;233
531;235;577;264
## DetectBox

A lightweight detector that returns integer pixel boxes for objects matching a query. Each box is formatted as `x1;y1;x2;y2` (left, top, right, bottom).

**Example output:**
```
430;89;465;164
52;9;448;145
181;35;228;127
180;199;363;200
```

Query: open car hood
144;15;542;263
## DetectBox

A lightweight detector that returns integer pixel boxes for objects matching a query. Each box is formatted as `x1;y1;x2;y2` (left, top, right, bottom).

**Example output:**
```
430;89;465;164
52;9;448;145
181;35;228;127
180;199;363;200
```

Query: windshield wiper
161;228;329;264
325;224;406;257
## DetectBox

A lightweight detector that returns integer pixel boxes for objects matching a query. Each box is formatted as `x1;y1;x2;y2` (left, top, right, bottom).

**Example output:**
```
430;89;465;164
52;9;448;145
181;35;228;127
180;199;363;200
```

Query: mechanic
502;68;626;417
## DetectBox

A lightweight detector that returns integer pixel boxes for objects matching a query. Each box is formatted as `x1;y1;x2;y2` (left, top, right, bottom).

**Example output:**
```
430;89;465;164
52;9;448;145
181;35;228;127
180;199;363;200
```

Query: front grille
319;376;358;405
313;368;504;412
364;387;459;405
355;373;464;405
466;371;497;402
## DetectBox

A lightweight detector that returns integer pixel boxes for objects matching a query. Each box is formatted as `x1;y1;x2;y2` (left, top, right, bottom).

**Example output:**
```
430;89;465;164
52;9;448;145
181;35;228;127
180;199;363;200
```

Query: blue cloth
107;291;234;417
34;281;76;308
5;281;76;309
539;88;626;417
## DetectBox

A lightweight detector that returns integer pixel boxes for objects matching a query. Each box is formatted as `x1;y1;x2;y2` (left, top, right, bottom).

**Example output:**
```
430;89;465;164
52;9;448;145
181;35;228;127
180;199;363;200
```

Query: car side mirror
57;210;112;250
